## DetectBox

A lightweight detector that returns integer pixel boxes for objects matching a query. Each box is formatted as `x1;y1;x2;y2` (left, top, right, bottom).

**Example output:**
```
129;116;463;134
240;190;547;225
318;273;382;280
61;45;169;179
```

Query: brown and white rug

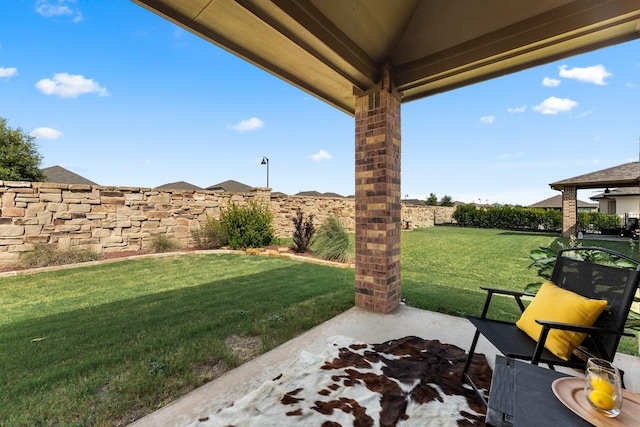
195;336;492;427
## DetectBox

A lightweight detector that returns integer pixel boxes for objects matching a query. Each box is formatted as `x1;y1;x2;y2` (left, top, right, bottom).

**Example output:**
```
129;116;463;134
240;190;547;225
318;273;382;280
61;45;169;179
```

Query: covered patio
127;1;640;424
130;305;640;425
132;0;640;314
550;161;640;237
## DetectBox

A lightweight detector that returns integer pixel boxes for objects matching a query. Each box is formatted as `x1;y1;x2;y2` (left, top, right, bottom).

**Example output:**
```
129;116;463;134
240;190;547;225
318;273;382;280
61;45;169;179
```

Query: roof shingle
42;165;98;185
550;162;640;190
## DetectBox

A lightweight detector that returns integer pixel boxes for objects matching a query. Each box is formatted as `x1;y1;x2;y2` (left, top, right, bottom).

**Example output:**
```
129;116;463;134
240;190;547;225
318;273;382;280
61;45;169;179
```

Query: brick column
354;62;402;313
562;186;577;237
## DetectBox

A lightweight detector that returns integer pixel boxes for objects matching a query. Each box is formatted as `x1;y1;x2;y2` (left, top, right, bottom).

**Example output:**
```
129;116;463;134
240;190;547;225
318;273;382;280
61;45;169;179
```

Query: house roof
155;181;203;191
529;194;597;209
295;191;344;198
206;179;254;192
42;165;98;185
404;198;425;206
550;162;640;191
591;186;640;199
133;0;640;114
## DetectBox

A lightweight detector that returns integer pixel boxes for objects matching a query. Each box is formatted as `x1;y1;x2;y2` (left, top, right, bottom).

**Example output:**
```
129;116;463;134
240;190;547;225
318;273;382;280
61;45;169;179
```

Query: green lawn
401;227;638;317
0;255;354;426
1;228;637;425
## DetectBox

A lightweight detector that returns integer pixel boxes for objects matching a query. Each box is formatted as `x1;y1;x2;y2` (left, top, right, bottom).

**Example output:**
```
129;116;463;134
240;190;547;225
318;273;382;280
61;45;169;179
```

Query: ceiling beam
267;0;379;89
395;0;640;100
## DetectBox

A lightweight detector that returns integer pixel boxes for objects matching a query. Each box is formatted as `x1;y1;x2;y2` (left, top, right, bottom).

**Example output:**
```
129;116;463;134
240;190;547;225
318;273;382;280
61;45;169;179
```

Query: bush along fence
452;204;620;233
0;181;455;267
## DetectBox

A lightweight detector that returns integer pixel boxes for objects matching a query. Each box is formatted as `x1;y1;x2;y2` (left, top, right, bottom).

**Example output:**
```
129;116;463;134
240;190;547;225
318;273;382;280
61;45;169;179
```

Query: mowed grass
401;227;557;318
0;254;354;426
401;227;639;356
1;228;638;425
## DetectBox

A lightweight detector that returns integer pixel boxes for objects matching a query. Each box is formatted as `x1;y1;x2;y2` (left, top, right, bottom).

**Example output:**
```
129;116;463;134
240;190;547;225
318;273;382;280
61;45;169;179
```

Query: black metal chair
462;246;640;402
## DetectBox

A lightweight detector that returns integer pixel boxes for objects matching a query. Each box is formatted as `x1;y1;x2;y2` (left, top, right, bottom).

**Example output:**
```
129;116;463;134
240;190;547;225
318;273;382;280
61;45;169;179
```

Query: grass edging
0;247;355;278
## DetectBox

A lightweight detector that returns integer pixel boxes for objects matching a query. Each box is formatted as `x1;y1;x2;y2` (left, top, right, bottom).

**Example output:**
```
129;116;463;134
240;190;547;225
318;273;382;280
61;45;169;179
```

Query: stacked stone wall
0;181;454;266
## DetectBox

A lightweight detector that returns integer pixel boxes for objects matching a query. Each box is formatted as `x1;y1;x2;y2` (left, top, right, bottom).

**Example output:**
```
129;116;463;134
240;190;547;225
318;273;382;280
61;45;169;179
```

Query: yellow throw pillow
515;281;607;361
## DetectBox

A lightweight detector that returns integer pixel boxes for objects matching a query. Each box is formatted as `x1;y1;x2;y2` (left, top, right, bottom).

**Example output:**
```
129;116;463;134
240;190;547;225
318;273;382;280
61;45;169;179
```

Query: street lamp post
261;157;269;188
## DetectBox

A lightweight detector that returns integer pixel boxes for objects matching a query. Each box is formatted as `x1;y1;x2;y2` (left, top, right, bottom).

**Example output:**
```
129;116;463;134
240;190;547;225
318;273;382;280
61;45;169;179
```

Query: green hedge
452;204;619;233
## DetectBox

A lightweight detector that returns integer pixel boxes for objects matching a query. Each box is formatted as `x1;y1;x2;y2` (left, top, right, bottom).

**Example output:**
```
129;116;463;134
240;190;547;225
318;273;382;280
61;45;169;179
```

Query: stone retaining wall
0;181;454;266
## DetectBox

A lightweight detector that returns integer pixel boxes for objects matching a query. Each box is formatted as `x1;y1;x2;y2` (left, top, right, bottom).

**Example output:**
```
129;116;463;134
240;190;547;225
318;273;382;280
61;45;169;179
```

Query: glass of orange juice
584;358;623;417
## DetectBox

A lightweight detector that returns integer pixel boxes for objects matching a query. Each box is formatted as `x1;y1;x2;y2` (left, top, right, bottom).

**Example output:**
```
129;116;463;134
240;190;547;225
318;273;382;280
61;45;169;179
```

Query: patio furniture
463;246;640;402
486;355;591;426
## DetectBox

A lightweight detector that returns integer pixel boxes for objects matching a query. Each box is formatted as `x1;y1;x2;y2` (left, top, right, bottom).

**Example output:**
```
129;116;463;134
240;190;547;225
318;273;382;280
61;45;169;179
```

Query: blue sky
1;1;639;205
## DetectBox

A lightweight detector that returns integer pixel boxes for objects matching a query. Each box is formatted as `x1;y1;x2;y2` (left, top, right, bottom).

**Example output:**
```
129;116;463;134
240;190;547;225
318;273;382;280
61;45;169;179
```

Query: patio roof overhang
132;0;640;115
550;161;640;191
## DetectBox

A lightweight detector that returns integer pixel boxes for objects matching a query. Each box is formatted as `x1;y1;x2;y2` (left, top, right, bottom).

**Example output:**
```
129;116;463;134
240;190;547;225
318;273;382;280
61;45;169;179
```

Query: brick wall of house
0;181;454;266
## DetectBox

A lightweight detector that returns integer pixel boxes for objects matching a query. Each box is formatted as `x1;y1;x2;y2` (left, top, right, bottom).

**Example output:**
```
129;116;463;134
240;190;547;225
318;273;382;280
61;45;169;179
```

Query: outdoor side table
486;355;592;427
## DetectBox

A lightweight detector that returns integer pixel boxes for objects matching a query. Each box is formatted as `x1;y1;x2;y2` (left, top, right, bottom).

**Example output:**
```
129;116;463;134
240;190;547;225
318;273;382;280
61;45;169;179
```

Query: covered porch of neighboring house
132;0;640;314
550;161;640;238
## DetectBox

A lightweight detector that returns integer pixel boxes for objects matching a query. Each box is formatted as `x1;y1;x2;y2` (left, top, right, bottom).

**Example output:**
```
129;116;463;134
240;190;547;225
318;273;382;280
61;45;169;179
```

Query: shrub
578;211;621;231
150;233;181;253
220;201;276;249
191;217;228;249
312;217;352;262
291;209;315;253
19;244;100;268
452;204;617;233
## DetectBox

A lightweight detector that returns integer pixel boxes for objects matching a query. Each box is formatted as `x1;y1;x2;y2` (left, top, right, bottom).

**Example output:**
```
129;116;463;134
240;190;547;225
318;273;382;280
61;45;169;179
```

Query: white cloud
30;127;63;139
35;73;109;98
308;149;333;162
35;0;83;23
558;64;612;85
542;77;561;87
497;153;510;160
626;82;636;88
0;67;17;78
507;105;526;113
479;115;495;124
229;117;264;132
533;97;578;115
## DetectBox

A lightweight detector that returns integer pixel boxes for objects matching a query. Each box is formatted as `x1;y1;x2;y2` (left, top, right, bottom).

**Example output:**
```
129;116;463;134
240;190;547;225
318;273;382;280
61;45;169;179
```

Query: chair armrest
477;287;534;318
531;320;634;364
535;320;634;337
479;287;534;298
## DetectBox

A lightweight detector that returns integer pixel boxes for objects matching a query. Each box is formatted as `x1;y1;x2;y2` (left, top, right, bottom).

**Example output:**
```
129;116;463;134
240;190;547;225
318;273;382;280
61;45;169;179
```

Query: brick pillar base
354;62;402;314
562;186;577;237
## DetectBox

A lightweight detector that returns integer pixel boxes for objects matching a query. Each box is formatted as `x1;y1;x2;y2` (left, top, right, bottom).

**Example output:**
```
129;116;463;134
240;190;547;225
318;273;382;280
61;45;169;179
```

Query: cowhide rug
195;336;492;427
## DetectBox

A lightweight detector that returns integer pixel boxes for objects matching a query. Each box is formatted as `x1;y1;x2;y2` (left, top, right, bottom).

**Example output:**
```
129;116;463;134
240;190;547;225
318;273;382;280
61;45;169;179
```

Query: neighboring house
42;165;98;185
590;187;640;216
296;191;345;197
206;180;253;192
404;198;425;206
529;195;598;212
155;181;203;191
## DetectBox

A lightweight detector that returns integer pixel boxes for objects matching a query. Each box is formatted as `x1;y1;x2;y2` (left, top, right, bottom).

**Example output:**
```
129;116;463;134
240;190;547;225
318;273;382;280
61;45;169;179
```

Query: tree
439;195;454;207
425;193;438;206
0;118;46;182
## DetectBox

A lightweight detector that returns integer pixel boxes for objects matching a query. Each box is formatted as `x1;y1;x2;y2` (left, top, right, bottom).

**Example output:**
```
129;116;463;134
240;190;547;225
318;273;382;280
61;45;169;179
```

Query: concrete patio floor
130;305;640;426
